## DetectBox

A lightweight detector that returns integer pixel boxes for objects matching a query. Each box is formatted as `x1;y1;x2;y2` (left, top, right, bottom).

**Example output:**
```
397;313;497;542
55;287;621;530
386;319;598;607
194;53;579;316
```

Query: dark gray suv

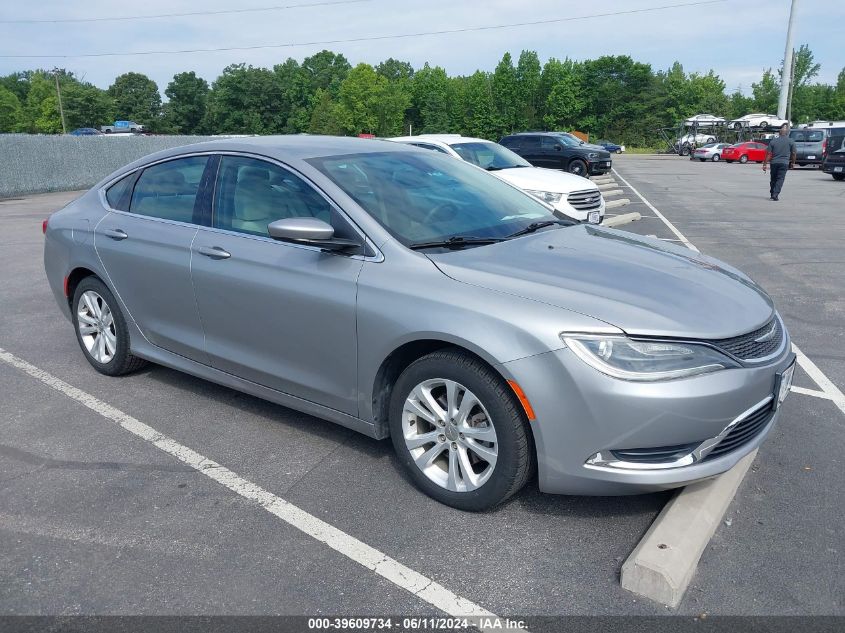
790;125;845;167
500;132;612;176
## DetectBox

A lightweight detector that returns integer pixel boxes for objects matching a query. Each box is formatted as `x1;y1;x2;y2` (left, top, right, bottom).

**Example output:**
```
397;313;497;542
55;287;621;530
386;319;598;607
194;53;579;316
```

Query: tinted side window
521;136;541;150
540;137;559;151
213;156;341;237
105;173;135;211
130;156;208;223
500;136;521;149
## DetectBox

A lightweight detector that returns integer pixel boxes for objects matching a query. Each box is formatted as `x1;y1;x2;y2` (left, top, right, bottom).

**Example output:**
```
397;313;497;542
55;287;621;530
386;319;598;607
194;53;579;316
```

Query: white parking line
612;167;845;418
611;169;700;252
790;385;833;400
0;347;502;629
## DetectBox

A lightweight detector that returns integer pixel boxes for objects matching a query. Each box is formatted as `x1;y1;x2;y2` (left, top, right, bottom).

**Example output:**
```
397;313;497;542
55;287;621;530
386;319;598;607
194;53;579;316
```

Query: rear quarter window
105;173;136;211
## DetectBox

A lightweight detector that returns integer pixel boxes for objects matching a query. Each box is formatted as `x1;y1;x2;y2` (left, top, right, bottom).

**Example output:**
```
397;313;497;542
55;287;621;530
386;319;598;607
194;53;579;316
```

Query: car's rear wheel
698;158;705;162
739;154;749;164
760;121;769;129
72;277;147;376
712;154;720;162
389;350;533;511
567;159;588;176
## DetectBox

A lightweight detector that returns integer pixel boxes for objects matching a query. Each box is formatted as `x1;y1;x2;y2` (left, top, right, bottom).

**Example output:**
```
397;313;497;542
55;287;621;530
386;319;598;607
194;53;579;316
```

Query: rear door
190;154;364;414
94;155;212;362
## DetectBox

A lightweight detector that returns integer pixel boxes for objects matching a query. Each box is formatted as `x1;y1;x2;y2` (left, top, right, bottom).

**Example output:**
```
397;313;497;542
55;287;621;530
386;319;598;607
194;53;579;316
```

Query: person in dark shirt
762;123;796;201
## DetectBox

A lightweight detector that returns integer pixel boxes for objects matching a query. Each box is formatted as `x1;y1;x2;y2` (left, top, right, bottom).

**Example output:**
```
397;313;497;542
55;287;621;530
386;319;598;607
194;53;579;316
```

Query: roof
390;134;493;145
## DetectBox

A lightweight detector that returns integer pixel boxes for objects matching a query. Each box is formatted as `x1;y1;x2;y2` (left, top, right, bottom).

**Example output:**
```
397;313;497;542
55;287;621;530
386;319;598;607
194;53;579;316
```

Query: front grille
709;317;784;361
703;400;775;461
567;189;603;211
610;442;700;464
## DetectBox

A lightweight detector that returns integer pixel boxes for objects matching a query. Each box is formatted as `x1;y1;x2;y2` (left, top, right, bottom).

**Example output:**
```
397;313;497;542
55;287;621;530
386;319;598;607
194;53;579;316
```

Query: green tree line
2;46;844;145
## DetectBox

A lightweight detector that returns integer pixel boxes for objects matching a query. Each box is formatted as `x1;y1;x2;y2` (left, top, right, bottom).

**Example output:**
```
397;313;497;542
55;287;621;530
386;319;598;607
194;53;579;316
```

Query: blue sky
1;0;842;97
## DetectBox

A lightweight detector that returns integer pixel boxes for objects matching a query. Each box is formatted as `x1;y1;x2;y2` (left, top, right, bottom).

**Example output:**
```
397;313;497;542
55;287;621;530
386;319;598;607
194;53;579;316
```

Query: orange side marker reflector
507;380;536;421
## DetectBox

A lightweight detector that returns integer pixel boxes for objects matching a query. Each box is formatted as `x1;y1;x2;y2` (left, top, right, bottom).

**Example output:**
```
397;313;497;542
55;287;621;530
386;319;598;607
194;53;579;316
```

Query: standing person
762;123;796;201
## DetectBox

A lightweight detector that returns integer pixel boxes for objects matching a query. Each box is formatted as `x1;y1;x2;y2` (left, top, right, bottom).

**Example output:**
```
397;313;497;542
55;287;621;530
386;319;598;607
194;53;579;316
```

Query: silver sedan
693;143;731;161
44;136;795;510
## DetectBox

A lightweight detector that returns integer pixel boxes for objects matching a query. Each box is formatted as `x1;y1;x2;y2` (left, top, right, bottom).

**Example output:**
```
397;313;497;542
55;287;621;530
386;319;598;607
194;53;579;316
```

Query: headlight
525;189;563;204
587;152;599;159
561;334;739;381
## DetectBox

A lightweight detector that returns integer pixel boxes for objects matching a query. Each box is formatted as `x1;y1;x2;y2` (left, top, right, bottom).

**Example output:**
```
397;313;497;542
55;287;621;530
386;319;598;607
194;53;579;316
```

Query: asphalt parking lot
1;155;843;623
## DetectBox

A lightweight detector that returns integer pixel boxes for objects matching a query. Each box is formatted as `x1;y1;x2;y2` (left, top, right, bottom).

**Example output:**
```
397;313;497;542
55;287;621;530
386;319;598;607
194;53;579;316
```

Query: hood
427;225;774;340
493;167;597;194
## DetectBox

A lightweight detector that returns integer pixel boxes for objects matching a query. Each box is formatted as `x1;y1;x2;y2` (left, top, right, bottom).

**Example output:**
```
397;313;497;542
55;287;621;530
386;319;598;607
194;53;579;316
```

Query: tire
388;350;533;511
567;159;588;176
733;122;742;130
699;158;706;162
726;160;734;163
797;162;806;167
760;121;769;129
833;174;845;181
72;277;147;376
739;154;749;164
712;154;720;162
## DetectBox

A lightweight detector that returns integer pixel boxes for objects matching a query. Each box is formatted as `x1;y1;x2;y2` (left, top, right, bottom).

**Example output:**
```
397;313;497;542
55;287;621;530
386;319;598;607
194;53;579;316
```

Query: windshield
552;134;583;147
449;141;531;170
790;130;824;142
308;151;566;247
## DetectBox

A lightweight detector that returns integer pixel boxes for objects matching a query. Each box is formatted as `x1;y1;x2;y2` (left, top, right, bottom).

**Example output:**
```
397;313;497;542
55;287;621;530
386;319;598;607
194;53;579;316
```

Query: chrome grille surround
567;189;604;211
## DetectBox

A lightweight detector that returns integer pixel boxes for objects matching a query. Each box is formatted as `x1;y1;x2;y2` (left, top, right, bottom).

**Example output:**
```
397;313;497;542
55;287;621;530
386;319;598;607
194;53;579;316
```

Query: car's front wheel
72;277;147;376
389;350;533;511
567;159;588;176
834;174;845;181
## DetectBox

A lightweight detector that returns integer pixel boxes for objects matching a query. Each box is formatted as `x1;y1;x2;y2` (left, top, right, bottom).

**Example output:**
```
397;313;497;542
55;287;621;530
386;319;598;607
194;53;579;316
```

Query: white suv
389;135;605;224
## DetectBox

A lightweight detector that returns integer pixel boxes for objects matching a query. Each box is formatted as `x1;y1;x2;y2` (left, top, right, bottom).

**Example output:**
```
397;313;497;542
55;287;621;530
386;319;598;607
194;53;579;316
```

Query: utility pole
53;69;67;134
786;51;796;122
777;0;798;121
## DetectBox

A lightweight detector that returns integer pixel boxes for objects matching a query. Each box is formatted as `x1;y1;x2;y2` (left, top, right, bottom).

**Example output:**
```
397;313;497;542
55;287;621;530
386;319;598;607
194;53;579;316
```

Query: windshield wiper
409;236;504;250
506;220;571;238
486;164;528;171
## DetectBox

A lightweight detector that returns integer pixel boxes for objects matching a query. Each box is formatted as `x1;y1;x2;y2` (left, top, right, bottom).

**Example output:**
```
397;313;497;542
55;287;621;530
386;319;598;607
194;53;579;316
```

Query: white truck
100;120;145;134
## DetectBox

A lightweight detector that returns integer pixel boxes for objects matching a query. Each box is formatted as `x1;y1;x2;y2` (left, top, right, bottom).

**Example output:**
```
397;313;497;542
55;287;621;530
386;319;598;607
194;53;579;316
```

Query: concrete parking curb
602;211;640;227
600;189;624;198
593;179;616;186
620;449;757;607
605;198;631;209
597;182;619;190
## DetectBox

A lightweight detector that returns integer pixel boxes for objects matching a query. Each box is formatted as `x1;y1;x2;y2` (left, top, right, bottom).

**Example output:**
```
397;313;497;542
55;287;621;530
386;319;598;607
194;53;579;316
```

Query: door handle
103;228;128;241
196;246;231;260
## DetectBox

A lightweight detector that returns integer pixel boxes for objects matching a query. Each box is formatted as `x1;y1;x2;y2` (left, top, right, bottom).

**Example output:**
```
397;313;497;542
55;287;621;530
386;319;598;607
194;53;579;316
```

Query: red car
723;141;768;164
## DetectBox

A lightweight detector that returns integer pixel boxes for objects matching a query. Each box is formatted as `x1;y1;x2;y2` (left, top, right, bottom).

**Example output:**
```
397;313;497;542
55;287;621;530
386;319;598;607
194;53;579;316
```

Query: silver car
44;136;795;511
693;143;731;162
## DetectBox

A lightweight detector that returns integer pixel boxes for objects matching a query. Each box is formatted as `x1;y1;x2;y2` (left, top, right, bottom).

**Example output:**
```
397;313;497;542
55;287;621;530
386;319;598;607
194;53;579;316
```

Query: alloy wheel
77;290;117;364
402;378;498;492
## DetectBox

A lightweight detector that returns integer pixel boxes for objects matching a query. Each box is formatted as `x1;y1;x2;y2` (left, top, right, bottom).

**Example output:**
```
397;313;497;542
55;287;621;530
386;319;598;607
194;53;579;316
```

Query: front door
190;155;363;415
94;155;211;362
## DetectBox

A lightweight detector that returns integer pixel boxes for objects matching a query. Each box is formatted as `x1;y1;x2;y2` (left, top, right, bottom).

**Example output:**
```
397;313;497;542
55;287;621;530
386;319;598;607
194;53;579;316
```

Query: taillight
822;138;827;158
42;218;48;234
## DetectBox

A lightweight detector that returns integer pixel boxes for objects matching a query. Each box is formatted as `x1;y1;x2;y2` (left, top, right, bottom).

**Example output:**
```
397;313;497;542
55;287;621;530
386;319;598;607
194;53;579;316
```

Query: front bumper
499;342;794;495
588;160;612;175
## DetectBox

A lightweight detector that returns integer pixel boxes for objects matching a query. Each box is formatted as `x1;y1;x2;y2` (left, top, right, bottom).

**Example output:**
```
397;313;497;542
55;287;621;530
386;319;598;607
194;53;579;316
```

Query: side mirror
267;217;362;253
